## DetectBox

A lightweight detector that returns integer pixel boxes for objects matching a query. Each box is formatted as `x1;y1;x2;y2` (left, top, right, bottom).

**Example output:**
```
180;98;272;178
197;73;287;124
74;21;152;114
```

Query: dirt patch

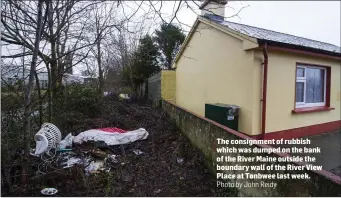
3;95;230;196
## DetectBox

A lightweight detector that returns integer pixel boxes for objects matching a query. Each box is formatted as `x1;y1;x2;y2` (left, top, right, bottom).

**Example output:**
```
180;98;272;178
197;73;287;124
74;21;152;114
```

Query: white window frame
295;65;327;108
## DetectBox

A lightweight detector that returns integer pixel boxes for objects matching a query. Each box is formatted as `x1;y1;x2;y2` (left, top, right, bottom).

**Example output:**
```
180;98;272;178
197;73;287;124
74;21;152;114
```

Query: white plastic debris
119;93;130;100
85;161;104;174
104;91;110;96
62;157;83;169
84;161;96;173
133;149;144;155
177;157;184;164
61;156;104;174
31;111;39;117
154;189;162;194
57;133;74;149
41;188;58;195
30;148;40;157
34;139;48;155
107;154;119;163
73;128;149;146
58;152;88;169
34;123;62;155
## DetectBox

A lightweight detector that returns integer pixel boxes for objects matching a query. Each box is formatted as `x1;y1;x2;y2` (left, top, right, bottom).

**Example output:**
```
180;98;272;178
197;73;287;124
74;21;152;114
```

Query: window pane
296;68;305;77
296;82;304;102
305;68;325;103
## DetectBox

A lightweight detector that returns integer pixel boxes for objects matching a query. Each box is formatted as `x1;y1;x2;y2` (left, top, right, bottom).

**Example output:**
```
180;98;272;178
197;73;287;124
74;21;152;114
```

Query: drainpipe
261;43;268;140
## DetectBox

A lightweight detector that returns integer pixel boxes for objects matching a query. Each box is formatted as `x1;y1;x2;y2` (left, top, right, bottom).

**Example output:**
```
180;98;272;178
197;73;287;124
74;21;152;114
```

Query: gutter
255;40;341;61
261;43;268;140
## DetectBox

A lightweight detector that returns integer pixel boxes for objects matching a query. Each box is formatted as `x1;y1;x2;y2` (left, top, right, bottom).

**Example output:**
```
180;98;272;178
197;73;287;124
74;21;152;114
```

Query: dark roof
203;14;341;54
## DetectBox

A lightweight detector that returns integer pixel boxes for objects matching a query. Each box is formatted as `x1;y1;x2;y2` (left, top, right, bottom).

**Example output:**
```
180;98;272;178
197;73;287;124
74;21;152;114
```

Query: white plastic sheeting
73;128;149;146
62;157;86;168
57;133;74;149
85;161;104;173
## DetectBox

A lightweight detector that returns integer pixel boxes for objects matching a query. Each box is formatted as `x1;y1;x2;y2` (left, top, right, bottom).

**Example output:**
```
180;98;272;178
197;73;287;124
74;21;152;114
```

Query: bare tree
87;2;120;95
2;0;104;119
2;0;247;95
21;0;45;185
1;0;248;194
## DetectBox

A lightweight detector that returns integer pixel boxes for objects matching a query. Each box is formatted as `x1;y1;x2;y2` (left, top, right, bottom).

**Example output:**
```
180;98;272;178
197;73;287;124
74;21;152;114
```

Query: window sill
292;106;335;114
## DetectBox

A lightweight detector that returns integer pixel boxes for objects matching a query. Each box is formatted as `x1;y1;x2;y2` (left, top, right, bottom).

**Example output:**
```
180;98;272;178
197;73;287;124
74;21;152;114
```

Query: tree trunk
97;37;104;95
47;0;59;119
46;63;53;122
21;0;44;185
34;71;43;126
50;59;58;99
22;46;26;90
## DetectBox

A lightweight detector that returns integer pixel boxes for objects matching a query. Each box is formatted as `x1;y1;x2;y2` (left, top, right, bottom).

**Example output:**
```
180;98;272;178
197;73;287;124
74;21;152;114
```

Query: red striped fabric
96;127;126;133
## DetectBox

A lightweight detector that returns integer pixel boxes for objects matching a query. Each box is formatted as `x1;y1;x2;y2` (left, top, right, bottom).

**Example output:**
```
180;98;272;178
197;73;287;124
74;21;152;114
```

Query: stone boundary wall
162;100;341;196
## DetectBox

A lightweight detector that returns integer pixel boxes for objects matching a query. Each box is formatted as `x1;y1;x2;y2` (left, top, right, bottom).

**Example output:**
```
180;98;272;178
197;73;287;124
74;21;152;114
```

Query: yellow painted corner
161;71;176;103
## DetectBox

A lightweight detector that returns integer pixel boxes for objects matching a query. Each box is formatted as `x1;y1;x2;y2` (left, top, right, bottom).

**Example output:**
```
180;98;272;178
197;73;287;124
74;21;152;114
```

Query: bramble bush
52;84;103;134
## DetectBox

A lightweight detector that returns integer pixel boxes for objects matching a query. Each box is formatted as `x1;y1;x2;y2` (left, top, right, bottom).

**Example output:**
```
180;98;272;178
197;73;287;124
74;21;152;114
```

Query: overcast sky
2;1;340;76
175;1;341;46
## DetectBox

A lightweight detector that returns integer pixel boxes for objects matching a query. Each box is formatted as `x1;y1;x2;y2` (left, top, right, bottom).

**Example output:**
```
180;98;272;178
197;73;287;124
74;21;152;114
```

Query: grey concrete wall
136;81;146;100
148;72;161;105
162;100;341;196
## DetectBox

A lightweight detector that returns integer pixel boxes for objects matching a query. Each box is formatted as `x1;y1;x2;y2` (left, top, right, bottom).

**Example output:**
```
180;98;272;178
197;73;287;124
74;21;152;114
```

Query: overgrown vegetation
155;23;186;69
121;35;159;88
1;86;230;196
120;23;185;90
1;0;242;196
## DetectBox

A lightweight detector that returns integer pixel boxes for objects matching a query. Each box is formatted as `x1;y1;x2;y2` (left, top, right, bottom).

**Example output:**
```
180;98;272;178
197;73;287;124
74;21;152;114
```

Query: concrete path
276;130;341;177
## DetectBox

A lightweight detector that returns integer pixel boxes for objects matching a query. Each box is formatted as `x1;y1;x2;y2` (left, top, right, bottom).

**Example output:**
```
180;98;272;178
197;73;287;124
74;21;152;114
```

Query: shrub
55;85;100;117
52;85;102;134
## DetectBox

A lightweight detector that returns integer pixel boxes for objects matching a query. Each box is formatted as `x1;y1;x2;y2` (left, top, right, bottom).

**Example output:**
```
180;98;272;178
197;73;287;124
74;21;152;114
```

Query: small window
295;65;326;108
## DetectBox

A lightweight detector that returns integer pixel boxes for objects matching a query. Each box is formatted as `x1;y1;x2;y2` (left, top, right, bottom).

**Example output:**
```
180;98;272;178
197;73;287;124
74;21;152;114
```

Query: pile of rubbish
31;123;149;194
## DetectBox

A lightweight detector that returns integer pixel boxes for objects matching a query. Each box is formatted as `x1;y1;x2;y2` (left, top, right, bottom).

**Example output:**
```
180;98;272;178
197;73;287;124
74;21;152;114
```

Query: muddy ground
3;95;231;196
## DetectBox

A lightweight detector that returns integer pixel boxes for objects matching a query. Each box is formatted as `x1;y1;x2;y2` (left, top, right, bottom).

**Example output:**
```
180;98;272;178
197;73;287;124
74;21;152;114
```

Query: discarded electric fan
34;123;62;155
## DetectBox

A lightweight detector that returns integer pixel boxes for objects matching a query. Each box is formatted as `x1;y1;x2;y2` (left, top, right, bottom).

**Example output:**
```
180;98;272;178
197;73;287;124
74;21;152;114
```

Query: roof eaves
257;39;341;60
